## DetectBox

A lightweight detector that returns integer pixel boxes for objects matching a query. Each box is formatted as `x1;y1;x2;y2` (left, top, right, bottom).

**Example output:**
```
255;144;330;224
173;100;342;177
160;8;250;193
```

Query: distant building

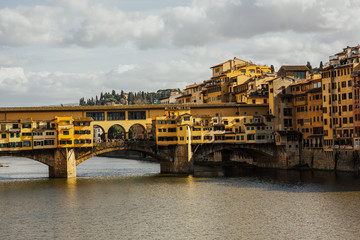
277;65;310;80
160;90;182;104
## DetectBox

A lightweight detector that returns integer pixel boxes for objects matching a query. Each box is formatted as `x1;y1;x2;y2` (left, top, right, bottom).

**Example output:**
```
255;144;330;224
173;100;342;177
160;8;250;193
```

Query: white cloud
0;0;359;106
115;64;136;74
0;67;28;93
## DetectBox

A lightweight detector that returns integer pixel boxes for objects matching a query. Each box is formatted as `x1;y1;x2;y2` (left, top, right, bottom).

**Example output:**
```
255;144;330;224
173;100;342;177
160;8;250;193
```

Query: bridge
0;103;268;141
0;140;294;178
0;103;302;177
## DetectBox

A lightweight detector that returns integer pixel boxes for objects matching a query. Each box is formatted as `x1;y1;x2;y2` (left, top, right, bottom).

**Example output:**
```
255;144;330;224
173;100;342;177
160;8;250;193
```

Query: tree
306;61;312;70
108;125;124;139
270;65;275;73
79;97;86;106
319;61;323;69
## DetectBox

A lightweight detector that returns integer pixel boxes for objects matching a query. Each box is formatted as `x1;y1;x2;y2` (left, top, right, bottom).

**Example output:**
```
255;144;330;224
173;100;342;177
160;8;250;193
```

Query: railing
93;140;156;152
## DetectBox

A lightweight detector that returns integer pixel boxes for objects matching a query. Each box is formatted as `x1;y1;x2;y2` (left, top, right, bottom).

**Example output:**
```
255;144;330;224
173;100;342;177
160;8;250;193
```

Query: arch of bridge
192;143;275;160
75;143;166;166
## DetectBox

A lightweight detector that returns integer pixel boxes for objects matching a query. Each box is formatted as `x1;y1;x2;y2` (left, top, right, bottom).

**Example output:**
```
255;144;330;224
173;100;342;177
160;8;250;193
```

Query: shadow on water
193;165;360;193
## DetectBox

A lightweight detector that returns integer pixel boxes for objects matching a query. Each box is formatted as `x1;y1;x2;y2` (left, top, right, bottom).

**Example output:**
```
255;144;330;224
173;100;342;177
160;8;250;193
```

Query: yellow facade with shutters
154;106;274;146
55;116;75;148
74;117;93;148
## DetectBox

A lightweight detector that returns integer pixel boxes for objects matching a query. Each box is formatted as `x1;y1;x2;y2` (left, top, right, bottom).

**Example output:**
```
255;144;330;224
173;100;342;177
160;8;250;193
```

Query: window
349;92;353;99
63;131;69;135
23;141;31;147
128;111;146;120
349;80;353;87
342;93;347;100
284;119;292;127
184;116;190;121
284;108;292;116
86;112;105;121
294;71;306;79
22;123;31;128
44;140;54;145
1;134;6;139
342;81;346;88
107;112;125;121
12;124;19;129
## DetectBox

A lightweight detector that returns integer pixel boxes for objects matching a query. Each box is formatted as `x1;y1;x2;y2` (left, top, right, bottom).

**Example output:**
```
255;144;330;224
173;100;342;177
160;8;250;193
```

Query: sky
0;0;359;107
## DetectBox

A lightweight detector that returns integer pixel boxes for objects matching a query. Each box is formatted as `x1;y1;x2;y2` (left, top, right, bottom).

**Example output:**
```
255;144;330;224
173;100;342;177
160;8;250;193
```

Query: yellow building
55;116;75;148
201;58;272;104
290;75;323;147
20;118;34;150
179;83;205;104
74;117;93;148
33;120;57;149
267;76;295;131
0;120;21;151
322;64;354;148
153;105;274;146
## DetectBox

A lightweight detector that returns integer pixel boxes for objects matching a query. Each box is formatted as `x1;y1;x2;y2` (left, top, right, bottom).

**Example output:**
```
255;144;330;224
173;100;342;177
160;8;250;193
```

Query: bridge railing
93;140;157;152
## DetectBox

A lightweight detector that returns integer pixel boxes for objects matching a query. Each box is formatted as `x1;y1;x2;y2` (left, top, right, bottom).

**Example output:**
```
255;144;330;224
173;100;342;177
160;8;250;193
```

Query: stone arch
76;144;168;166
128;123;147;140
191;143;275;165
0;149;56;167
93;125;105;143
108;124;126;140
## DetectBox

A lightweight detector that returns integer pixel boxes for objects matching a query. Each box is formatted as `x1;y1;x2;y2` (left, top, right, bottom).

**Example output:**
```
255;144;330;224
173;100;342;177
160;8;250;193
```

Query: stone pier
49;148;77;178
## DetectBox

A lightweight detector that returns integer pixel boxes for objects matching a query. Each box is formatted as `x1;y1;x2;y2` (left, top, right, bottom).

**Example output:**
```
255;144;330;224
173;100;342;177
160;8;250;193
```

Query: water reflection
194;165;360;192
1;157;360;239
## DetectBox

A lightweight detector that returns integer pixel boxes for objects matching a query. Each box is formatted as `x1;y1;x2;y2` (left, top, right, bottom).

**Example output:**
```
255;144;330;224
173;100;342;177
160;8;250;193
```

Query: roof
290;79;311;86
74;117;93;122
266;76;295;82
210;57;247;69
278;65;310;72
353;64;360;71
185;82;204;89
175;94;192;99
335;51;345;56
159;96;170;100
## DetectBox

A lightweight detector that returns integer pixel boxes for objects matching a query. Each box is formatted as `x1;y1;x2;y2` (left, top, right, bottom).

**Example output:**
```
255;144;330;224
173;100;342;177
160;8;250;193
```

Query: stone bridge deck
0;141;298;178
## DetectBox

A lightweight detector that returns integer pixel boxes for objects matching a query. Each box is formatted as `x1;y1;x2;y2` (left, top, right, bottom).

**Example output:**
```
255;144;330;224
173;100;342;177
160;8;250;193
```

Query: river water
1;156;360;240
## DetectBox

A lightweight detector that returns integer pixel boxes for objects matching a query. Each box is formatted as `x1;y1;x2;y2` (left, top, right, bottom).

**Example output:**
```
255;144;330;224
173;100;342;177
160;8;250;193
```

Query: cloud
0;5;62;46
114;64;136;74
0;0;359;107
0;0;358;50
0;59;209;106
